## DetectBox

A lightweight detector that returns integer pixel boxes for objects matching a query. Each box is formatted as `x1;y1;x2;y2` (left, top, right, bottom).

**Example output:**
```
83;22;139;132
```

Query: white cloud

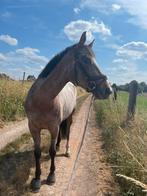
0;34;18;46
116;41;147;60
80;0;147;29
112;58;128;63
15;47;48;64
107;60;147;84
107;41;147;84
0;53;7;61
112;4;121;12
117;0;147;29
64;19;111;42
0;47;49;79
80;0;111;12
73;7;80;14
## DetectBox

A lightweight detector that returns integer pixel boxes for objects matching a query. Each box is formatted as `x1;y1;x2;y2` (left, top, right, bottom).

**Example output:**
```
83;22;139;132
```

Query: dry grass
94;92;147;196
0;80;32;124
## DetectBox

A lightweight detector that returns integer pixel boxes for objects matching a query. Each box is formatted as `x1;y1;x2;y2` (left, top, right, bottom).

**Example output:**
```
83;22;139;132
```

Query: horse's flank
25;82;77;130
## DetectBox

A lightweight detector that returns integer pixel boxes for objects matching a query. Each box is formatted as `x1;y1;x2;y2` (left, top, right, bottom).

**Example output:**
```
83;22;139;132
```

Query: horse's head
73;31;112;99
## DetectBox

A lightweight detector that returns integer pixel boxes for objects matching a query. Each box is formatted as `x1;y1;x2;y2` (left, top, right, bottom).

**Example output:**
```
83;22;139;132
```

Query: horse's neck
35;53;75;102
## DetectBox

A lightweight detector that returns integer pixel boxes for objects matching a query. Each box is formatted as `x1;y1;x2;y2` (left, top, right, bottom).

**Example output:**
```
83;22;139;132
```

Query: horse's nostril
105;88;112;95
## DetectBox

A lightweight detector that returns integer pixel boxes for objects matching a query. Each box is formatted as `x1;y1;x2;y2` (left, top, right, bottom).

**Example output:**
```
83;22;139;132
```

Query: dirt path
28;96;93;196
67;107;119;196
0;119;29;150
27;96;118;196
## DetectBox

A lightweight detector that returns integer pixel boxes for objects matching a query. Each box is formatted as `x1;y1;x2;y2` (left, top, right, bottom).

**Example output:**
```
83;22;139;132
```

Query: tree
27;75;36;81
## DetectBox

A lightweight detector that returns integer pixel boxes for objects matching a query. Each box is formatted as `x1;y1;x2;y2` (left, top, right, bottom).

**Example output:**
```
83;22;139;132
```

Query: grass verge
94;92;147;196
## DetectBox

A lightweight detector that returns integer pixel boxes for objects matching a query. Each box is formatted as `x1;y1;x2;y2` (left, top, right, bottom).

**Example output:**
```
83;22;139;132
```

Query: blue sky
0;0;147;84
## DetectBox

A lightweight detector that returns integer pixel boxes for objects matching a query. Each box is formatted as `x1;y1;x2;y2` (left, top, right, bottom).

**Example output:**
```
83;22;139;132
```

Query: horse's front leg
29;123;41;192
46;127;59;185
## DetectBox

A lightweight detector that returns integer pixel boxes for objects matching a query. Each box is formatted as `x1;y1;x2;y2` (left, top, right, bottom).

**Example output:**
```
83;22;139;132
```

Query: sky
0;0;147;84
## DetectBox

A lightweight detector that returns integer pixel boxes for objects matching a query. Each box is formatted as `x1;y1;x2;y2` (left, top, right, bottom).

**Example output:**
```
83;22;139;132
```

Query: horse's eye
83;57;91;64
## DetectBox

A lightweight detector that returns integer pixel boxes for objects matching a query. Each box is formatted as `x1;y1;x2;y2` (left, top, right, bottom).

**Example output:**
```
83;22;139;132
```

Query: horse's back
58;82;77;121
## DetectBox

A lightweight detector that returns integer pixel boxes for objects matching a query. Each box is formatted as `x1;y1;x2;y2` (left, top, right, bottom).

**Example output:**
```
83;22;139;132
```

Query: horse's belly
59;83;77;120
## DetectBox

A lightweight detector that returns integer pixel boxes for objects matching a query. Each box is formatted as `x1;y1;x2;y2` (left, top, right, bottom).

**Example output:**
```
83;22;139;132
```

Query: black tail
60;120;67;139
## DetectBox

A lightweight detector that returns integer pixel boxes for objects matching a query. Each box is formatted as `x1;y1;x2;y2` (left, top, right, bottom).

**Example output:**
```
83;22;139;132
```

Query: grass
94;91;147;195
0;80;32;123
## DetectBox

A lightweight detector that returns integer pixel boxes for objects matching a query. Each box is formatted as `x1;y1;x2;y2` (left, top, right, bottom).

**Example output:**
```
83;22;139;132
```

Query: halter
74;53;107;93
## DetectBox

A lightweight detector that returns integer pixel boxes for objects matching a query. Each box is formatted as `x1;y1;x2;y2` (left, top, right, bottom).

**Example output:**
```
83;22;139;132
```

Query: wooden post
22;72;25;84
127;80;138;121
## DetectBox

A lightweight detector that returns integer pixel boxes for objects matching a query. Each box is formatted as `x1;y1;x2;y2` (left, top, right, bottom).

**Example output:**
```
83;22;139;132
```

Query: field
94;92;147;195
0;80;31;125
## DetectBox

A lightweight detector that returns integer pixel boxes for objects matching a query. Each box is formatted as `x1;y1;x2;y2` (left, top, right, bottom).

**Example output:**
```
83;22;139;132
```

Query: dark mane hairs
38;45;76;78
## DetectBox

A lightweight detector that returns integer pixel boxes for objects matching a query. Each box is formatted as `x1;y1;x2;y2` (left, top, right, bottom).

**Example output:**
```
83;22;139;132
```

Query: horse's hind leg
47;126;59;185
65;111;74;157
56;129;61;151
29;122;41;191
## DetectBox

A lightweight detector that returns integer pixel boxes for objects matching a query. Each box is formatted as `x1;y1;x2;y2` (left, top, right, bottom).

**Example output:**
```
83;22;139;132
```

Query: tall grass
0;80;32;122
94;92;147;195
0;80;86;125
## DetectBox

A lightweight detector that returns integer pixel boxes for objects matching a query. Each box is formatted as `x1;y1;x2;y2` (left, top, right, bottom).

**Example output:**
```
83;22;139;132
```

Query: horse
24;31;112;191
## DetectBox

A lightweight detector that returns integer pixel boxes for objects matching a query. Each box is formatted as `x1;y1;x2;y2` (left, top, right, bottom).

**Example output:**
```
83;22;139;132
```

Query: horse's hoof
46;173;56;185
65;152;70;157
31;178;41;192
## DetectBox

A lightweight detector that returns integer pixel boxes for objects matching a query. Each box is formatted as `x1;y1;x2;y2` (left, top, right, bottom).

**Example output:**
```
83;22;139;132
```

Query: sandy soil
0;119;29;150
67;107;119;196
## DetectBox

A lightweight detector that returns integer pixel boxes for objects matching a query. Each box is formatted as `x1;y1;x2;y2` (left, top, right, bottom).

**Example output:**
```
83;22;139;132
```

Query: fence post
127;80;138;121
22;72;25;84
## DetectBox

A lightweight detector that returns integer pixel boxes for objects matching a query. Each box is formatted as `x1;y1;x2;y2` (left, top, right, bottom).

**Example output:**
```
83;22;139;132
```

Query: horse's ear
78;31;86;46
88;39;95;48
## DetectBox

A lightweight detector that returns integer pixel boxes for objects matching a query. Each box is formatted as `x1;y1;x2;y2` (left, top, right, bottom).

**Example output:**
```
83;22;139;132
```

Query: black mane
38;45;75;78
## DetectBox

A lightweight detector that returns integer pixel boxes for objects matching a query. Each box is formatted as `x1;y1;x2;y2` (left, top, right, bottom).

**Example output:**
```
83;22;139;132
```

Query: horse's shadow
0;150;35;195
0;147;67;195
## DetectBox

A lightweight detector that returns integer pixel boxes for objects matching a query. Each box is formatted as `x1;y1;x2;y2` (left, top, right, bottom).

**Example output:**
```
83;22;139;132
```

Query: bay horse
24;32;112;191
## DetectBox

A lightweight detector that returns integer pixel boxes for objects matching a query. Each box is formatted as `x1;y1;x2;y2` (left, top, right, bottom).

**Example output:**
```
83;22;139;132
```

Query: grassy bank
0;80;32;123
94;92;147;195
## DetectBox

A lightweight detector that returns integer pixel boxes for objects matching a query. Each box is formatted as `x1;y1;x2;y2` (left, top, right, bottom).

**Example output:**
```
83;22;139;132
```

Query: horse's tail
60;109;75;139
60;120;68;139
